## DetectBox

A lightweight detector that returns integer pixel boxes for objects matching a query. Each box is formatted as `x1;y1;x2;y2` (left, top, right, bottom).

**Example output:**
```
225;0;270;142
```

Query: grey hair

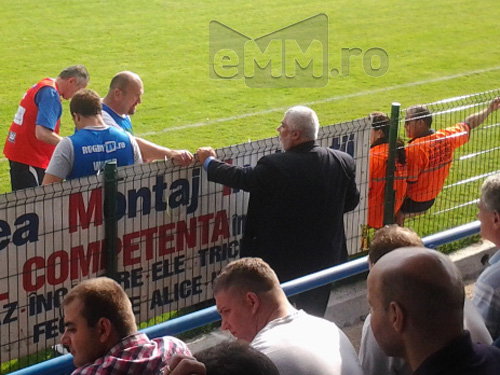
284;105;319;141
58;65;89;85
481;173;500;213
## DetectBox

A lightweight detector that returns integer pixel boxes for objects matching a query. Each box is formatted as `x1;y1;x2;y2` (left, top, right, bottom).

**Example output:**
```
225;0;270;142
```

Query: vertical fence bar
104;161;118;280
383;102;401;225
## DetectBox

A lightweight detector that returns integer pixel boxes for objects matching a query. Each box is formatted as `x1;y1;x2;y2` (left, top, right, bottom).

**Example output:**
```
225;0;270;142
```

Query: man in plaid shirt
61;277;191;375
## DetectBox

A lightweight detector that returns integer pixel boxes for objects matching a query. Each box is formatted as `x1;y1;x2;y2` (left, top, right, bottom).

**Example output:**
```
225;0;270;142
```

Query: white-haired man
197;106;360;316
474;173;500;342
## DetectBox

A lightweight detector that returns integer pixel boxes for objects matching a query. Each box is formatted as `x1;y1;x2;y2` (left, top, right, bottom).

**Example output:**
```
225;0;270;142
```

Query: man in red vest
3;65;89;191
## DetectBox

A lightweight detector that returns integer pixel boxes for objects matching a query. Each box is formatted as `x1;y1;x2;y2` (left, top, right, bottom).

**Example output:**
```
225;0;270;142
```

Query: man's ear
493;211;500;229
290;128;302;141
96;317;113;344
389;301;405;333
246;292;260;314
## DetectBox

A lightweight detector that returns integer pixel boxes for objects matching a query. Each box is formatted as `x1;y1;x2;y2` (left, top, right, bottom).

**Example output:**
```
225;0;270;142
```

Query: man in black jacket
197;105;359;316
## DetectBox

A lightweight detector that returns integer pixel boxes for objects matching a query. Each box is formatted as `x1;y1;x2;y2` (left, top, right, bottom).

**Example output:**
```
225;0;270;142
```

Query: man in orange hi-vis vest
396;96;500;225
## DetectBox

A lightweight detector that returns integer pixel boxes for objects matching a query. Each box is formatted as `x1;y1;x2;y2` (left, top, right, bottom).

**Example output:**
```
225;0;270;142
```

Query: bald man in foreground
367;247;500;374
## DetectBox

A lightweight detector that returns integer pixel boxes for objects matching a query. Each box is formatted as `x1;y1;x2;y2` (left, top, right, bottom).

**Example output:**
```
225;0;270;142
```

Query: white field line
1;65;500;164
138;65;500;137
432;198;479;215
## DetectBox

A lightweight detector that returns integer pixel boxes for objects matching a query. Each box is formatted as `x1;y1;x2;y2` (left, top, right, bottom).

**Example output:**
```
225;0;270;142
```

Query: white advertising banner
0;119;370;363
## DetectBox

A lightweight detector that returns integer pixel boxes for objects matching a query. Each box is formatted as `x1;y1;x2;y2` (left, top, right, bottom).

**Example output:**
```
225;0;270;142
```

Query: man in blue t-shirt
101;71;193;165
43;89;142;184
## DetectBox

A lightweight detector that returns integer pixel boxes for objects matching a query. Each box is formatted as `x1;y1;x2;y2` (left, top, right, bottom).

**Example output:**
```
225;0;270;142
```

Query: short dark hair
70;89;102;117
407;105;432;128
212;258;279;296
58;65;90;85
63;277;136;339
369;225;424;264
369;112;406;165
195;341;280;375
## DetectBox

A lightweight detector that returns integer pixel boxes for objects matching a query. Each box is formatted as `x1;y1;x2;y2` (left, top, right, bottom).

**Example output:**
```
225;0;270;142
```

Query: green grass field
0;0;499;196
1;2;500;370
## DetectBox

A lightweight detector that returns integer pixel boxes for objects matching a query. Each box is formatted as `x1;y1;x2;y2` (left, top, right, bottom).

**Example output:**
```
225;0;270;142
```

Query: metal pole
104;161;118;280
383;102;400;225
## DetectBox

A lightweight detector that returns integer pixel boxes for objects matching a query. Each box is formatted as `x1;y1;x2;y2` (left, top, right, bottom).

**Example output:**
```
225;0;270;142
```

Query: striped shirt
72;332;191;375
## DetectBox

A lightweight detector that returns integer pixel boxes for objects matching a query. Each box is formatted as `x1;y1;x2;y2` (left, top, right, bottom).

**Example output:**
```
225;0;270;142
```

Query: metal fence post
104;161;118;280
383;102;401;226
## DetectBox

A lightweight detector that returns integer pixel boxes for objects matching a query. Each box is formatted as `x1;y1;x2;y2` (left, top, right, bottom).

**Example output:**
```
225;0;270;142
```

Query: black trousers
9;160;45;191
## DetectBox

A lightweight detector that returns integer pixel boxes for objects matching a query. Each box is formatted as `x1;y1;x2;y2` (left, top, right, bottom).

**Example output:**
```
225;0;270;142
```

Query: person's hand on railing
168;149;195;166
488;96;500;113
196;147;217;165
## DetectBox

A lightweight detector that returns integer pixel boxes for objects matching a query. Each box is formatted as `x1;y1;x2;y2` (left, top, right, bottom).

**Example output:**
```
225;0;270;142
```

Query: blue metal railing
8;221;481;375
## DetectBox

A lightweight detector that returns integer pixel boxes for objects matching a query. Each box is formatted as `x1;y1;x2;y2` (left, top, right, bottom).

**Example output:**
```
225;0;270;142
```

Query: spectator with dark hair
212;257;363;375
194;341;280;375
4;65;89;190
368;112;407;228
396;97;500;225
198;105;360;317
101;71;193;165
42;89;142;184
360;225;492;375
367;247;500;375
474;173;500;341
61;277;190;375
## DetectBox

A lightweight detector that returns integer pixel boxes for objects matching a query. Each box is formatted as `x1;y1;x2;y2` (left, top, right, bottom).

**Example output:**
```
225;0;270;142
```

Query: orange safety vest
405;123;469;202
4;78;61;169
368;143;408;229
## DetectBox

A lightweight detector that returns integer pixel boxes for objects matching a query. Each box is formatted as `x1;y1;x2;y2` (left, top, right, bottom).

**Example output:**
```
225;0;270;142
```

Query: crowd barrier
8;220;481;375
1;88;499;372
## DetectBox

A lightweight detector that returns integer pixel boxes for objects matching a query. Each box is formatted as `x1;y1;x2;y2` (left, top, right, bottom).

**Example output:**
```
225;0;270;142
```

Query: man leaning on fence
101;71;193;165
60;277;191;375
474;173;500;345
396;96;500;225
197;105;360;317
42;89;142;184
213;257;364;375
3;65;89;190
